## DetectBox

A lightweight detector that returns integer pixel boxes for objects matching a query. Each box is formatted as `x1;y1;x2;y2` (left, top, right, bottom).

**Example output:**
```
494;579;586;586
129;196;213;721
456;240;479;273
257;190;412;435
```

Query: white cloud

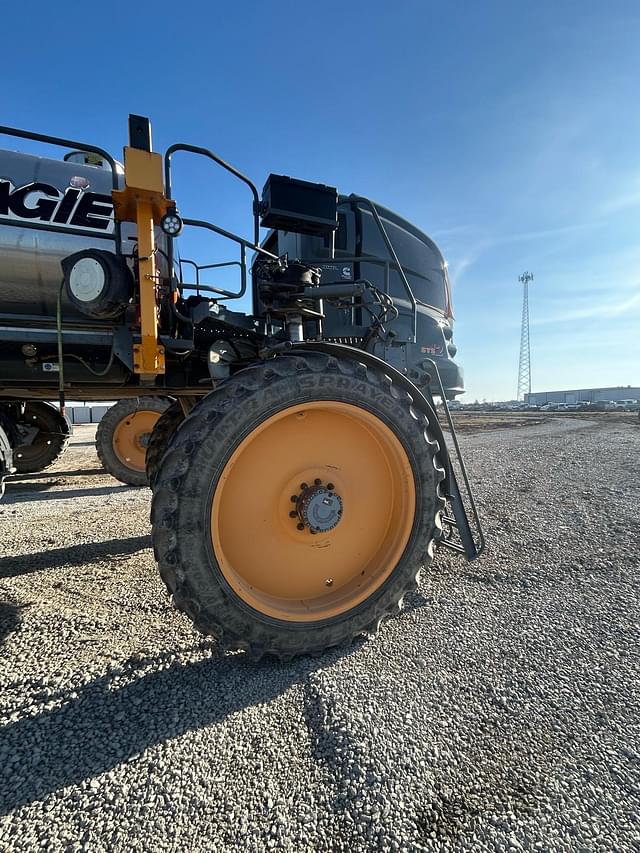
444;220;603;282
532;287;640;326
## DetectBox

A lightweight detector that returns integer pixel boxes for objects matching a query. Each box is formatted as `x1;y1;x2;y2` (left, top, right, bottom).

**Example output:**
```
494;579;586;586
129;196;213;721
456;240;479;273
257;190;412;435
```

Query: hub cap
112;410;162;472
298;484;343;533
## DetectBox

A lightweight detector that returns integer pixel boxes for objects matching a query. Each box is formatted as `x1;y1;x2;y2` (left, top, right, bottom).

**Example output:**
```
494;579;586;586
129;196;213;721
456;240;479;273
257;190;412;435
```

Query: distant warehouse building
526;386;640;406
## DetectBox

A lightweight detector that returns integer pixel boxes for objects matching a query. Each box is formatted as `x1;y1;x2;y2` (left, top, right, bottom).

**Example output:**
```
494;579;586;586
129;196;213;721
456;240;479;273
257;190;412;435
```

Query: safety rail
290;196;421;342
0;127;423;337
176;217;278;302
301;251;443;338
164;143;260;245
345;197;418;343
0;125;123;254
161;149;421;330
178;258;244;298
162;144;281;302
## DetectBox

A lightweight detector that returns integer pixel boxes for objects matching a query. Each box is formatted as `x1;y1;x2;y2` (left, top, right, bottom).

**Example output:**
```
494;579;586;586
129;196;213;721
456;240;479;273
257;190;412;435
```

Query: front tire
145;401;186;489
151;353;445;658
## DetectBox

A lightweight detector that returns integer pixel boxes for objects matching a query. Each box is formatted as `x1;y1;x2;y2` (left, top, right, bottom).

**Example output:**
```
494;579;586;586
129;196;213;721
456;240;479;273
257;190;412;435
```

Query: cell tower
516;271;533;401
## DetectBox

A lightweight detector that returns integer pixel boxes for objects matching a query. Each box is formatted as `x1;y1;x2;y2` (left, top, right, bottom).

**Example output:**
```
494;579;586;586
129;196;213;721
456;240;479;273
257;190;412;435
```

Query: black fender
284;341;452;490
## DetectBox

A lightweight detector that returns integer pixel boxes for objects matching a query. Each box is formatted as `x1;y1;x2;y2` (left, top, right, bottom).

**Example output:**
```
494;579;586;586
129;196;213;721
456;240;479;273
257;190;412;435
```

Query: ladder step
439;539;467;554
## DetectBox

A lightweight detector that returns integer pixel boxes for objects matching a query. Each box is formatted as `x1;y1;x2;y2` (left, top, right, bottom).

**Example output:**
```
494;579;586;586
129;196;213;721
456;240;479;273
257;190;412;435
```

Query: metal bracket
133;343;165;377
112;326;134;371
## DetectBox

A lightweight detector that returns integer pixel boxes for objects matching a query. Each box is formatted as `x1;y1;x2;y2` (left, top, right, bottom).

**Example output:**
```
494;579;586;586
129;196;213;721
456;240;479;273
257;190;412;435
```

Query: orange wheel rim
112;410;161;472
210;402;416;622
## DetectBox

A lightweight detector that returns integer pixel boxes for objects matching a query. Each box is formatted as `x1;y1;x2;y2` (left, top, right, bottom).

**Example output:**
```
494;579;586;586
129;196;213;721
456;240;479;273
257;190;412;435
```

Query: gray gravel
0;417;639;852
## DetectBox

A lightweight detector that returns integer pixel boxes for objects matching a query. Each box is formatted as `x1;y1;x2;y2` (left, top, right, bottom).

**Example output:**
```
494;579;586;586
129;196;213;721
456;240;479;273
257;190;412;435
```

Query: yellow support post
134;199;164;376
112;137;172;379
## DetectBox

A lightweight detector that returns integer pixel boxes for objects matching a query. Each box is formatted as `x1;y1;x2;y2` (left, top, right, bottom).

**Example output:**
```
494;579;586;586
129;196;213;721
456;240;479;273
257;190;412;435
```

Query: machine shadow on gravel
6;467;104;482
0;535;152;579
2;481;57;494
1;484;139;504
0;642;357;814
0;601;21;647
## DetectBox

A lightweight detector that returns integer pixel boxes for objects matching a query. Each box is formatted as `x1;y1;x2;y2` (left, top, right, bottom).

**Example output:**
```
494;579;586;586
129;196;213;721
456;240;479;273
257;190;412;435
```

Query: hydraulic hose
55;279;116;390
56;279;66;416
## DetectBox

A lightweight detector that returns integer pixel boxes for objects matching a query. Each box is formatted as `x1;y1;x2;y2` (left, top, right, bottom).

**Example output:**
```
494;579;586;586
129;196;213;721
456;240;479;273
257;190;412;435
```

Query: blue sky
3;1;639;400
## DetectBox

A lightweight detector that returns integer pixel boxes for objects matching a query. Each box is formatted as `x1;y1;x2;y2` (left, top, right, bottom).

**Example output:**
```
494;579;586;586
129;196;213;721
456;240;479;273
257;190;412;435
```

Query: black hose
56;279;66;415
55;278;116;379
57;350;116;377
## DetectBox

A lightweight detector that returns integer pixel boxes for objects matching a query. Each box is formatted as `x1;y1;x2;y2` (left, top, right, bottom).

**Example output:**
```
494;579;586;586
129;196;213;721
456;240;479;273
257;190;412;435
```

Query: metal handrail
301;253;445;329
347;196;417;343
178;218;278;301
179;258;244;298
0;124;123;254
164;143;260;246
162;144;269;304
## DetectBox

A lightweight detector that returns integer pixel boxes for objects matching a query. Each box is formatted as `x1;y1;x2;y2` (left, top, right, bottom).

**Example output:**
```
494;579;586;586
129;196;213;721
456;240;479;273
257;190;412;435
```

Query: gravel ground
0;417;638;852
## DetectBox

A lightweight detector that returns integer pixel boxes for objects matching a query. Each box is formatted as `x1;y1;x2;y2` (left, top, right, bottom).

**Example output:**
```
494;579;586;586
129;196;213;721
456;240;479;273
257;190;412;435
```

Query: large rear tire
96;397;170;486
145;401;186;489
13;402;72;474
151;352;445;658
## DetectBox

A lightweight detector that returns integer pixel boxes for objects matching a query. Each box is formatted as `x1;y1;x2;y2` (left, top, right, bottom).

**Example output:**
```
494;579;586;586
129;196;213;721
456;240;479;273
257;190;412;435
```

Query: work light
160;209;183;237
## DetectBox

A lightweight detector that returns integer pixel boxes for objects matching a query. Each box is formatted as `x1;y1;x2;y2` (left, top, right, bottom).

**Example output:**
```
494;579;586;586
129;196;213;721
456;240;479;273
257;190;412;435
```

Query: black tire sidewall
145;401;185;488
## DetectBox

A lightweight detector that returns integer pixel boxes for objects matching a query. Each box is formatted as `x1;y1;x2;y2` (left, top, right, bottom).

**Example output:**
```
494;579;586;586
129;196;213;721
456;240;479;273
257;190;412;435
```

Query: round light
161;210;183;237
68;257;106;302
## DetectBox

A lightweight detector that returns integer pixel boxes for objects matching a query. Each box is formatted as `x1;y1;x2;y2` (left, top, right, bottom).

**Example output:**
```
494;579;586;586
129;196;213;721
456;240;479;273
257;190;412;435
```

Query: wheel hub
112;410;163;472
297;483;343;533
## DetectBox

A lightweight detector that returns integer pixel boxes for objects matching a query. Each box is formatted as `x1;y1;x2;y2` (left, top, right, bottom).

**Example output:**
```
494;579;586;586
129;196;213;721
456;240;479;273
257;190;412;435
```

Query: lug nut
300;482;308;490
327;482;334;490
289;510;298;518
290;495;298;503
297;523;305;531
314;478;322;486
310;528;317;535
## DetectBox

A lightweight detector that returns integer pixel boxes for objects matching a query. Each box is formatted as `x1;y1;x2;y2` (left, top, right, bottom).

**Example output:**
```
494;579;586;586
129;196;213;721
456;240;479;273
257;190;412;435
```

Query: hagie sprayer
0;115;483;657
